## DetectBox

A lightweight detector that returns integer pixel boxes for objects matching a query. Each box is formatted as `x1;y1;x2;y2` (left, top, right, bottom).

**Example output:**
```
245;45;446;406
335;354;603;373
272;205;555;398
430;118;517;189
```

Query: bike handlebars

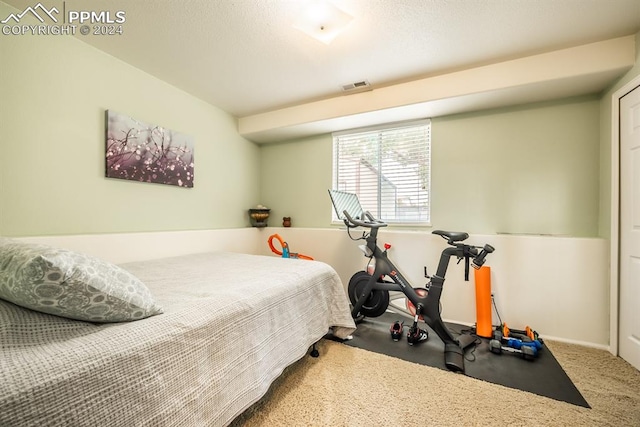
343;209;494;269
472;244;495;269
342;210;388;229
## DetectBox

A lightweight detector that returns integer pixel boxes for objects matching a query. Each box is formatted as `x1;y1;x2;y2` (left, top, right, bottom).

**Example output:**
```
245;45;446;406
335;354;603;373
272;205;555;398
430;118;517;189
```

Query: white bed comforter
0;252;356;426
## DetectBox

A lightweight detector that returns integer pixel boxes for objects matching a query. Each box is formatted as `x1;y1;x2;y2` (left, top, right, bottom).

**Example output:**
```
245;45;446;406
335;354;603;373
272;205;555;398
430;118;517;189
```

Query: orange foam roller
474;266;492;338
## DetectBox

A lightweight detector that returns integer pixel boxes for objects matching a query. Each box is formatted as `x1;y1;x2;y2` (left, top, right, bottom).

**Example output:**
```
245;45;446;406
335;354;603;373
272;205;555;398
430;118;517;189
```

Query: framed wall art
105;110;194;188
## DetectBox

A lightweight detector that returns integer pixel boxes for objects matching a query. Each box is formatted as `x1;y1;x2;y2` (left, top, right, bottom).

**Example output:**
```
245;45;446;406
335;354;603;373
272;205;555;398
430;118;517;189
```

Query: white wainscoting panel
15;228;261;264
260;227;609;348
9;227;608;347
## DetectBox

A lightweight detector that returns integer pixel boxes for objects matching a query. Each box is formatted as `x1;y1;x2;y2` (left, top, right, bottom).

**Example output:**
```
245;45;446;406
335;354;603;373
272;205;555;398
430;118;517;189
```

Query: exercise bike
328;190;494;373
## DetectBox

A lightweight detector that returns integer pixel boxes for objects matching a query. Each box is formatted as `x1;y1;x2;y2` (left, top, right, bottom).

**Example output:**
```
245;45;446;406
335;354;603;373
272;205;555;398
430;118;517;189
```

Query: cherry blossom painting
105;111;194;188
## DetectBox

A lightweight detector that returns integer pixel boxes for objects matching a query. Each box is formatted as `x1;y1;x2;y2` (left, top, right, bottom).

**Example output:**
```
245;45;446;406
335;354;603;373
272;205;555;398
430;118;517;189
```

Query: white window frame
331;119;431;226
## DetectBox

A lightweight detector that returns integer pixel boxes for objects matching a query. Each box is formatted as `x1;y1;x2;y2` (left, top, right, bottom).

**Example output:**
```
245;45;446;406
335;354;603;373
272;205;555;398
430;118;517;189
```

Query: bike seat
432;230;469;242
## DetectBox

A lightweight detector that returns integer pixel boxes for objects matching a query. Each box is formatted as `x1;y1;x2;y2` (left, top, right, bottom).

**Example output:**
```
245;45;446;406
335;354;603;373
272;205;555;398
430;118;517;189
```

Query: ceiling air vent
340;80;372;94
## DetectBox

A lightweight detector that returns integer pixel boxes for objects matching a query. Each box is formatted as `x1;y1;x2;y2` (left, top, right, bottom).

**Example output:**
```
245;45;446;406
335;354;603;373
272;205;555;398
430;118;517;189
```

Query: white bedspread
0;252;356;426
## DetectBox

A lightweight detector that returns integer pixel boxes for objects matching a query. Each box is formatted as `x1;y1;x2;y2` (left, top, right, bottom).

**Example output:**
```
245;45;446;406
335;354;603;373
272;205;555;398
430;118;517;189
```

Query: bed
0;245;356;427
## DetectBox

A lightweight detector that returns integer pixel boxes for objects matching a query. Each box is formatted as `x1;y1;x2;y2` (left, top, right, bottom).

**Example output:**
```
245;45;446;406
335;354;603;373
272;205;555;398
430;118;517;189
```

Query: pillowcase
0;239;163;323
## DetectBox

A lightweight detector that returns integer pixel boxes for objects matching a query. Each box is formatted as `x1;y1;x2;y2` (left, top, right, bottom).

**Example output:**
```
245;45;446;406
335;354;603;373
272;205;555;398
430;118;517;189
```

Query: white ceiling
4;0;640;139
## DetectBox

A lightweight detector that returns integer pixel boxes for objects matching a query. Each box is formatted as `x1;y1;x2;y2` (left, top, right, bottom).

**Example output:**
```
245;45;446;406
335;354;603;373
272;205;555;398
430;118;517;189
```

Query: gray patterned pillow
0;239;163;322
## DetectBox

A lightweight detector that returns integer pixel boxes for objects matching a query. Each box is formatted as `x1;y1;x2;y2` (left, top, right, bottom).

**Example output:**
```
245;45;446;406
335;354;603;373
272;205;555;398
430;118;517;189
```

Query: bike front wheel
348;271;389;318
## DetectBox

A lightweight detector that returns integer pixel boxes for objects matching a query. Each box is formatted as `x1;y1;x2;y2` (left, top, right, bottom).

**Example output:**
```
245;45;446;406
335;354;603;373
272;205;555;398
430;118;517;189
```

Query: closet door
619;84;640;371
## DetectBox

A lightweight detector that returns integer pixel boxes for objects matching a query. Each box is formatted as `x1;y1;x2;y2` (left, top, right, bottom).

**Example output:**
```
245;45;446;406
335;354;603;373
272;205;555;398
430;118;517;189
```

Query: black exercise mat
330;310;590;408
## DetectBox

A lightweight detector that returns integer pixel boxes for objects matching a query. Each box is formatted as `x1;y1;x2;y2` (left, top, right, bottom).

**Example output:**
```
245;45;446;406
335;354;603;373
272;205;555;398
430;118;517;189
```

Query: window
332;119;431;224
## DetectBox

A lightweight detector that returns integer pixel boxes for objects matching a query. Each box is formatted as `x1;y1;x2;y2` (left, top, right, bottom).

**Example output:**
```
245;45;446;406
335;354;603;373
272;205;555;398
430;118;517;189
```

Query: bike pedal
407;327;429;345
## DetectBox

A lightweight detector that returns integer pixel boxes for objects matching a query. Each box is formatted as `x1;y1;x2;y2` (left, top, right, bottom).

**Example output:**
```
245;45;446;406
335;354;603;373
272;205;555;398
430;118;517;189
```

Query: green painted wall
433;97;600;236
260;97;602;237
598;31;640;239
1;0;632;240
260;134;333;228
0;2;260;237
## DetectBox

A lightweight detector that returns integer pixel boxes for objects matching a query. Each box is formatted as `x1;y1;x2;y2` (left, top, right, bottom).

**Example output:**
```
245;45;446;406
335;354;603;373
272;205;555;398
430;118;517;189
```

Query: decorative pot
249;208;270;227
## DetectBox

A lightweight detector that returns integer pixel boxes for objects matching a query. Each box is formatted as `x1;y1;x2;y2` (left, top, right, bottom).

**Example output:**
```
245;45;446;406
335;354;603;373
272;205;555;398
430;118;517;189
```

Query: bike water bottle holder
358;244;373;257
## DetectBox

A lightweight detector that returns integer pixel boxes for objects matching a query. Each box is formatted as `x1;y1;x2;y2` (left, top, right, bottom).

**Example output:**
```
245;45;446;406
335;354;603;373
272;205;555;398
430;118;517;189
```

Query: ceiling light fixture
293;1;354;44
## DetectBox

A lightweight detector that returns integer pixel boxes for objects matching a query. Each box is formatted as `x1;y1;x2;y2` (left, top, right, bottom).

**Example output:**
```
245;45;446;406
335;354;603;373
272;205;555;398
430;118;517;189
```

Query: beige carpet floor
230;339;640;426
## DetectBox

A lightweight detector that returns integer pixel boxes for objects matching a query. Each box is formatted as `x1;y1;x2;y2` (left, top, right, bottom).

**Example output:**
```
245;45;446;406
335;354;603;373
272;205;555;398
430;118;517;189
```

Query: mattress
0;252;356;426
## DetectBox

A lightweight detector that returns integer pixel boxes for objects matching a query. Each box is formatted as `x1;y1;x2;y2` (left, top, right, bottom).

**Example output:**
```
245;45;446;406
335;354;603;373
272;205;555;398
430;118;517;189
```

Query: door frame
610;74;640;356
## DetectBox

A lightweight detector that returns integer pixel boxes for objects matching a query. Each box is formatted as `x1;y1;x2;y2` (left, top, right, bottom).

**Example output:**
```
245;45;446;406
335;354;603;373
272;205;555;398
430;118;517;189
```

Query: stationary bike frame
342;210;494;373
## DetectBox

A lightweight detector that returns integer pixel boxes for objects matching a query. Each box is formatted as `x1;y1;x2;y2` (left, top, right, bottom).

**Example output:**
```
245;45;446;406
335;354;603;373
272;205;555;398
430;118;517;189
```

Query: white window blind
332;119;431;224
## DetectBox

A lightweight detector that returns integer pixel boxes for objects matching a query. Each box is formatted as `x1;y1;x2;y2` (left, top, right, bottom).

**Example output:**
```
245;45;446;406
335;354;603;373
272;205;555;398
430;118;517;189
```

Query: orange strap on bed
268;234;314;260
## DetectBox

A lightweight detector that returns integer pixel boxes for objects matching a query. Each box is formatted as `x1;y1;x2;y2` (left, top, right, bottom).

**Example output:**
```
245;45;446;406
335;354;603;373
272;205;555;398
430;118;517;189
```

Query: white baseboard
541;335;610;351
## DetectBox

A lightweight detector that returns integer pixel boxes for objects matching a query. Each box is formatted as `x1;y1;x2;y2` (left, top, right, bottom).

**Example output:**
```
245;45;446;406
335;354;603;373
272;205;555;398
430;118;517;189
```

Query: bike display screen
328;189;365;221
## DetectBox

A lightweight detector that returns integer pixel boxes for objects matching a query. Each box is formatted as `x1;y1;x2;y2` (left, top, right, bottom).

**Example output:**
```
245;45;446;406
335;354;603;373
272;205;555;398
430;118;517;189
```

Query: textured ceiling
3;0;640;118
